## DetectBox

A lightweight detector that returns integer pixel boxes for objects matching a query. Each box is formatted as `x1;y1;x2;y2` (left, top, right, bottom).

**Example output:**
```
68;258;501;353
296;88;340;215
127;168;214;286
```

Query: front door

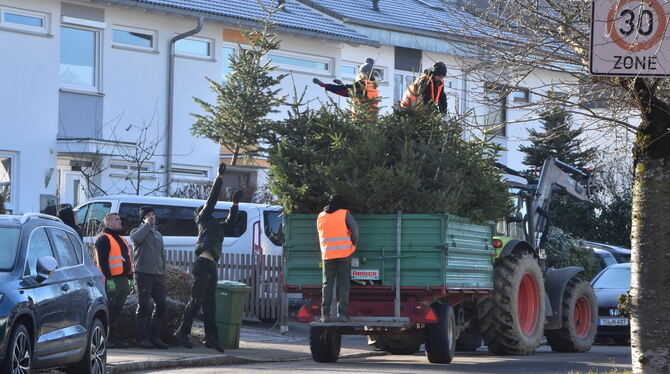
60;171;86;207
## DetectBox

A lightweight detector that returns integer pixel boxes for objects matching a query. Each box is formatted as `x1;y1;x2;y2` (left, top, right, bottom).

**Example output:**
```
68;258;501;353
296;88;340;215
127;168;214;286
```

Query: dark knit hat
431;62;447;77
359;58;375;75
139;206;155;220
324;194;346;213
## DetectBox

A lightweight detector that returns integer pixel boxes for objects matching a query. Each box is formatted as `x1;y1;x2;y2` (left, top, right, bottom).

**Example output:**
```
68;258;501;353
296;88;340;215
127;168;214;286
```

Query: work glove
106;279;116;293
232;190;244;204
332;79;343;85
312;78;325;87
218;162;226;177
128;278;136;290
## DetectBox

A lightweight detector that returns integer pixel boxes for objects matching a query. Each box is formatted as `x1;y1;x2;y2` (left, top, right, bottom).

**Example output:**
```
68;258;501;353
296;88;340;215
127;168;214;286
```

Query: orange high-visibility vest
353;80;379;108
401;74;444;109
99;233;131;276
317;209;356;260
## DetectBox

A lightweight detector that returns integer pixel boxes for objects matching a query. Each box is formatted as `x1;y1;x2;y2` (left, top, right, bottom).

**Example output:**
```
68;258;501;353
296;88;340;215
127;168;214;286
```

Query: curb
108;350;385;373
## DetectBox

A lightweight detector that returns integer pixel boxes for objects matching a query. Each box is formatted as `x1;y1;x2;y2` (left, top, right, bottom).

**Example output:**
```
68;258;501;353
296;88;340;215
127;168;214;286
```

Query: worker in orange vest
401;61;448;114
313;58;379;114
95;212;133;348
317;194;359;322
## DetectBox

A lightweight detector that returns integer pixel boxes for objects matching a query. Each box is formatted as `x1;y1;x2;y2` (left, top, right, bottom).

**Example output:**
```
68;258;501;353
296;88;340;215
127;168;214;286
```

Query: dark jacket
57;207;83;238
195;177;239;262
130;223;166;275
95;228;133;279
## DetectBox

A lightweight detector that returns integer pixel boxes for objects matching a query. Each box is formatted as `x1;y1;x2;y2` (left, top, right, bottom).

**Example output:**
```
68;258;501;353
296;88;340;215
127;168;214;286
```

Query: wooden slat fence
166;250;284;321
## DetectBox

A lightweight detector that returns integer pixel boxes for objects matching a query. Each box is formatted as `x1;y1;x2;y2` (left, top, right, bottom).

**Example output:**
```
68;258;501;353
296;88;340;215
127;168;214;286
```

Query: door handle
61;284;70;292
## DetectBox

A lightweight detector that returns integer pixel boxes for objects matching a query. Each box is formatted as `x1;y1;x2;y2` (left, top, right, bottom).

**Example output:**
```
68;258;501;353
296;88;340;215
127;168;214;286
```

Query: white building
0;0;595;214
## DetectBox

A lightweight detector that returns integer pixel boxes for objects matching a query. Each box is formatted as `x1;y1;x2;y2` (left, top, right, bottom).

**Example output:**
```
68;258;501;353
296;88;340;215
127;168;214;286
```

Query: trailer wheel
309;326;341;363
545;277;597;352
373;335;423;355
479;250;546;355
424;302;456;364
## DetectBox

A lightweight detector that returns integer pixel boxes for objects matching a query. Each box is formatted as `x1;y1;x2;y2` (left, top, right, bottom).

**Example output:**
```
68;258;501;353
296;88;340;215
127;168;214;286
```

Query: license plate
599;317;629;326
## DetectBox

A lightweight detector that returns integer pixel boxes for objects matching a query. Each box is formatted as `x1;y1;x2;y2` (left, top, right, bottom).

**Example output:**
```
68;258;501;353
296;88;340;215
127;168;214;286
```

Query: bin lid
217;280;251;290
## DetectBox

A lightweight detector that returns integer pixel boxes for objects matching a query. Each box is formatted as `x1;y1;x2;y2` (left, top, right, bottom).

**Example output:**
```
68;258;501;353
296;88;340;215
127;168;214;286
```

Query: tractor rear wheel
479;251;546;355
545;277;597;352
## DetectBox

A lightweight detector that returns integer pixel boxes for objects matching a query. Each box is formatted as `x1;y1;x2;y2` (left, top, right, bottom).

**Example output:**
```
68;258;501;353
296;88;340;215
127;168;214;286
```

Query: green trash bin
215;280;251;349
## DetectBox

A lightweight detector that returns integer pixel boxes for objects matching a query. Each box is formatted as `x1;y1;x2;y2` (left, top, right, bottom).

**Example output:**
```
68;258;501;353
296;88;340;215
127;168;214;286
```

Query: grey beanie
359;58;375;74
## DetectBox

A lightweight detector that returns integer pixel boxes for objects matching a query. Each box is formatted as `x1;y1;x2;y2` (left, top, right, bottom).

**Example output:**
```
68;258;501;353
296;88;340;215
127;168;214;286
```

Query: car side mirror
35;256;58;283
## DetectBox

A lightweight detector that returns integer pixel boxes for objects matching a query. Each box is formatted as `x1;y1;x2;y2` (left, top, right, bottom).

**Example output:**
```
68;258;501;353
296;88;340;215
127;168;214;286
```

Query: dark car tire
309;326;341;363
66;318;107;374
1;323;32;374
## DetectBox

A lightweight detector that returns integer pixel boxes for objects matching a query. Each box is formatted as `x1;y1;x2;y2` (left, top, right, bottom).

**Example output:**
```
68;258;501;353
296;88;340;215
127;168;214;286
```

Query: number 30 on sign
590;0;670;76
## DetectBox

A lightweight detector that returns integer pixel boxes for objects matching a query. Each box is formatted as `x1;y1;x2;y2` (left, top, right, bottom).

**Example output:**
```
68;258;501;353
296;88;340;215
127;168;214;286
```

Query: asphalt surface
128;344;632;374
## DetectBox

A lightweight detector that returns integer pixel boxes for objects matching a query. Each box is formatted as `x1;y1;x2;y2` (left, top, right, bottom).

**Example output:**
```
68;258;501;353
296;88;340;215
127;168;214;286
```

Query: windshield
592;267;631;289
0;227;21;271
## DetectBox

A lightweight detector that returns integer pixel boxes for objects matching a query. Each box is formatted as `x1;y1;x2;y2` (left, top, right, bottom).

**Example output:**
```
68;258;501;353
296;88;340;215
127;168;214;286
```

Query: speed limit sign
590;0;670;76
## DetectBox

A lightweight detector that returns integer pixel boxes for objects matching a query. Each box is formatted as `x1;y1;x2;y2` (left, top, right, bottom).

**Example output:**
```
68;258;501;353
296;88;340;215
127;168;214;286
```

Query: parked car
75;195;284;255
585;241;631;263
593;248;618;270
0;213;108;374
591;263;631;345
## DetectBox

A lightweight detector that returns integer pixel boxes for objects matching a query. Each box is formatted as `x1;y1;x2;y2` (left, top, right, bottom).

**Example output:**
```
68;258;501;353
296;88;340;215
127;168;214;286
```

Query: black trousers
134;272;167;341
177;256;218;341
107;275;130;340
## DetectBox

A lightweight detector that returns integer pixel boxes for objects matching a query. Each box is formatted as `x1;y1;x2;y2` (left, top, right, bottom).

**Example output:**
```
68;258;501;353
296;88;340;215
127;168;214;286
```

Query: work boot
149;319;169;349
108;336;128;349
173;331;193;349
139;339;154;349
320;312;330;322
204;338;225;353
150;338;170;349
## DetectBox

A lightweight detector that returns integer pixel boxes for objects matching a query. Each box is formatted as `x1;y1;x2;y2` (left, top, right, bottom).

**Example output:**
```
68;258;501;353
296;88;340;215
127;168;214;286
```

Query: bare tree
442;0;668;369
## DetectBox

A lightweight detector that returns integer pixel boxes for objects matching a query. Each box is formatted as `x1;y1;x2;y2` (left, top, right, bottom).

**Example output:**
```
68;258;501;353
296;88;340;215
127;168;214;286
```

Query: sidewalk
107;321;381;373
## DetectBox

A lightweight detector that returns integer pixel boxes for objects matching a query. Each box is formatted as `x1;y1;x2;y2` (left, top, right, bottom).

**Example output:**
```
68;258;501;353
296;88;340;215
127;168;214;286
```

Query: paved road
130;345;631;374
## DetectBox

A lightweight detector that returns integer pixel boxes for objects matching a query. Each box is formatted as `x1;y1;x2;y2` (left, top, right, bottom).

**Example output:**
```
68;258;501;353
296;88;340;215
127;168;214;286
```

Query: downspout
166;16;204;196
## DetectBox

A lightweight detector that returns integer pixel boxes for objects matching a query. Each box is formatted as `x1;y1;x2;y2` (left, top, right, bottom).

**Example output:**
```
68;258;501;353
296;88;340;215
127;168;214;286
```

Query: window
222;46;236;78
60;26;98;90
67;231;84;263
82;202;111;236
484;83;508;137
0;7;48;33
394;71;416;103
592;267;631;289
512;88;530;103
113;27;155;50
0;155;13;207
342;62;386;82
48;228;80;267
175;37;212;58
75;203;90;233
268;52;330;73
118;203;248;237
25;228;55;276
264;210;284;246
0;227;21;271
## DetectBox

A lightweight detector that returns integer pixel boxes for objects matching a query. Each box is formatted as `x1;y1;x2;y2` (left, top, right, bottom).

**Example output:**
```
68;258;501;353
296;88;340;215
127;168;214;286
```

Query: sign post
590;0;670;76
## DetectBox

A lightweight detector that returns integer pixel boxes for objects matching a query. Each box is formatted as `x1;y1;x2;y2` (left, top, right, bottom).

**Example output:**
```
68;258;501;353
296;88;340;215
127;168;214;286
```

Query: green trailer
284;212;495;363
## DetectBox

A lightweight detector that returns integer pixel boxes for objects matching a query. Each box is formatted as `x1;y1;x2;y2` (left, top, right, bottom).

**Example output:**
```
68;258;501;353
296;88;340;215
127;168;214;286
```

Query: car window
25;228;56;276
174;207;198;236
75;203;90;233
82;202;112;237
213;209;247;238
0;227;21;271
67;231;84;262
119;203;171;235
592;267;631;289
48;228;80;267
602;255;617;267
263;210;284;246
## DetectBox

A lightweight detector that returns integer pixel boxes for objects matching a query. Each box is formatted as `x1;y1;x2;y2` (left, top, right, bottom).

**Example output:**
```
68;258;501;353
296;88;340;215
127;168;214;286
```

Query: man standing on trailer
317;194;359;322
174;162;242;352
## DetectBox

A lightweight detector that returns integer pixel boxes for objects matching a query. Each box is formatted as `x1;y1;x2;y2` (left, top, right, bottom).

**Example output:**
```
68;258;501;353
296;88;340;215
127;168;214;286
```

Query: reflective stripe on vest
401;74;444;109
98;233;131;276
317;209;356;260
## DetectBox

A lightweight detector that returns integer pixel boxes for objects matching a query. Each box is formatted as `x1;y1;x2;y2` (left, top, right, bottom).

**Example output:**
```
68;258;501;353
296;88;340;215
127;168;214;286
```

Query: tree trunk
630;78;670;373
631;157;670;373
231;146;240;166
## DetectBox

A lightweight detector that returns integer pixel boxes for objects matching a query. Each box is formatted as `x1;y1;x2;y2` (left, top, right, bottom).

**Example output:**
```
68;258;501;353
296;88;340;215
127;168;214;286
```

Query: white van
74;195;284;255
